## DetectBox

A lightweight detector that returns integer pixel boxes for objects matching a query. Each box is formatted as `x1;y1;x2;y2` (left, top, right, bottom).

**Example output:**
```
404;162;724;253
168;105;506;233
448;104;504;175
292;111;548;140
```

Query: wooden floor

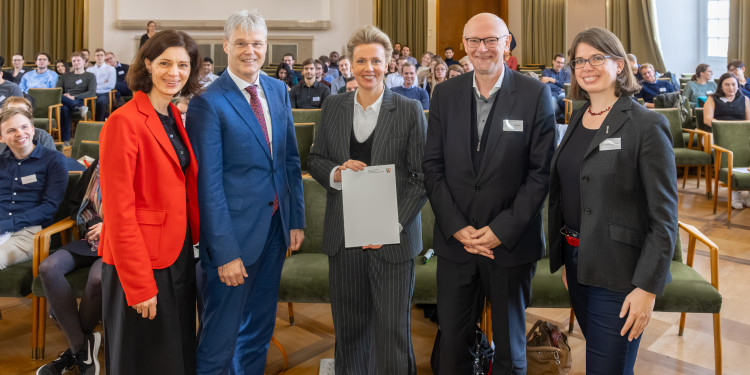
1;175;749;374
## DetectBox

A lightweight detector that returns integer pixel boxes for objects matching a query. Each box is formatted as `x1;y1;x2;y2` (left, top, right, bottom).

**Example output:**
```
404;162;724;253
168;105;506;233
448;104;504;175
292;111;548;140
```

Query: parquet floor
2;176;749;374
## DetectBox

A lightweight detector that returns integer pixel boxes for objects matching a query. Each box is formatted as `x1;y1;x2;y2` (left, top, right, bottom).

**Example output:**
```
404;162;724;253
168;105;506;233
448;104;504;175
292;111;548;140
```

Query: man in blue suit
187;9;305;375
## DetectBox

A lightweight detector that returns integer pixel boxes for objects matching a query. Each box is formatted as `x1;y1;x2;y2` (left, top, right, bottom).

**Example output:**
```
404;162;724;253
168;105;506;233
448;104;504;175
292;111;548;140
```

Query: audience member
447;64;464;79
0;107;67;270
326;50;340;80
683;63;716;106
541;53;571;121
391;62;430;110
19;52;58;93
628;53;642;81
637;63;674;107
401;45;418;65
86;48;116;120
105;51;133;98
344;75;357;92
459;56;474;72
0;57;10;81
703;72;750;126
80;49;91;69
55;59;69;75
319;55;336;82
417;51;433;72
727;59;750;98
171;96;189;125
330;56;351;94
424;60;448;96
0;72;23;106
314;59;331;88
199;57;220;88
444;47;459;66
0;97;56;154
139;20;156;48
386;57;398;76
35;159;103;375
282;53;303;82
274;62;294;90
58;52;97;145
385;56;407;88
9;55;27;84
290;58;330;108
504;50;518;70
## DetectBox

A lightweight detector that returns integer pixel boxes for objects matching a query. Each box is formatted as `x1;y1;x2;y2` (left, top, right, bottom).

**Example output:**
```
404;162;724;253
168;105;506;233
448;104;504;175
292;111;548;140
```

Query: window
706;0;729;57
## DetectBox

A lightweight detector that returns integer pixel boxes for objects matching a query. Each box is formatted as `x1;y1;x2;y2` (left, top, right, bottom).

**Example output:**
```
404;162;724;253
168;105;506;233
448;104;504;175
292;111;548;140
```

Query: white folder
341;164;400;248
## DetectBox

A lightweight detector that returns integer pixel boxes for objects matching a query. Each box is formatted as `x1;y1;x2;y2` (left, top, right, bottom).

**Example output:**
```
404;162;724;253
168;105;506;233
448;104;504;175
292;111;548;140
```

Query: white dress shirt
226;67;273;155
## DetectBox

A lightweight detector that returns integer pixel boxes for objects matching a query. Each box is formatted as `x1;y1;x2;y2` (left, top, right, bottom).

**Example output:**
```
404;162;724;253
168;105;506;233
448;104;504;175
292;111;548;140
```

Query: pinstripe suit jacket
308;88;427;262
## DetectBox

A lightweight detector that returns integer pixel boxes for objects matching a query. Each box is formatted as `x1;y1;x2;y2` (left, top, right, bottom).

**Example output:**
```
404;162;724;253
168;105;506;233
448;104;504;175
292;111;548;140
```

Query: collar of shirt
472;66;505;99
354;87;385;114
226;67;268;102
2;142;42;161
401;84;414;89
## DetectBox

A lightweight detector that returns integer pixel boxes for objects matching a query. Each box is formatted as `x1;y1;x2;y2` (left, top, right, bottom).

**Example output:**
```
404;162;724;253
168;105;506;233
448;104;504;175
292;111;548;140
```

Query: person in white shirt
86;48;117;120
199;57;220;88
384;56;407;89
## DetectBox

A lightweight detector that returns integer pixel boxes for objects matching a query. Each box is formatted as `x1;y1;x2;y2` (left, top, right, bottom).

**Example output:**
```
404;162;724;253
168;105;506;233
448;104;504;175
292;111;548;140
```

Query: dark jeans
60;96;84;142
95;93;110;121
551;90;565;121
564;243;642;375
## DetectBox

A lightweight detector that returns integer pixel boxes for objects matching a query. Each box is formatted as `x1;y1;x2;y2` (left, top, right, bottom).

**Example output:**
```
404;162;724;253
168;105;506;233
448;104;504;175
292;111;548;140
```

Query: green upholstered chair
294;123;314;171
291;109;321;138
70;121;104;160
0;172;81;359
695;107;710;132
563;82;570;97
711;121;750;224
27;88;62;141
652;108;712;197
562;99;586;124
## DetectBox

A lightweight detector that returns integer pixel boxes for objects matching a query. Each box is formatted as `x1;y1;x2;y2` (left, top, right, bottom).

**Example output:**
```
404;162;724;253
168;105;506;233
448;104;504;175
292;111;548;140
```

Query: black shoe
36;349;75;374
75;332;101;375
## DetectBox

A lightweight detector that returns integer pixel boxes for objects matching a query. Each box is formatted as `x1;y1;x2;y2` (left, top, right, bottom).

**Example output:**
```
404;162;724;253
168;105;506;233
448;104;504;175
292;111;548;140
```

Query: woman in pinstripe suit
307;25;427;375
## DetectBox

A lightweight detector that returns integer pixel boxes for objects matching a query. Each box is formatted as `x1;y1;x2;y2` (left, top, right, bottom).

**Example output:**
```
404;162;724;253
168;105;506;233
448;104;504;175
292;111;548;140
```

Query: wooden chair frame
681;128;712;198
711;144;743;225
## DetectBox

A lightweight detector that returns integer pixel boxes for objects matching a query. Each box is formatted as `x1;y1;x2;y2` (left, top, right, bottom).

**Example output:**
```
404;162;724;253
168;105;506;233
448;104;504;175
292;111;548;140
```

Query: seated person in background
504;50;518;70
541;53;570;121
401;45;418;65
290;58;330;109
385;56;407;88
447;64;464;79
637;63;675;107
318;55;336;82
9;55;27;84
326;51;340;81
86;48;116;121
172;96;189;125
19;52;58;93
0;107;67;270
331;57;352;95
274;62;294;90
314;59;331;88
199;57;219;88
58;52;97;145
424;60;448;96
684;63;716;106
391;62;430;110
727;59;750;98
105;51;132;99
54;60;69;76
628;53;642;81
444;47;459;66
80;49;91;69
36;159;103;375
459;56;474;72
417;52;433;73
0;72;23;106
344;76;357;93
282;53;303;83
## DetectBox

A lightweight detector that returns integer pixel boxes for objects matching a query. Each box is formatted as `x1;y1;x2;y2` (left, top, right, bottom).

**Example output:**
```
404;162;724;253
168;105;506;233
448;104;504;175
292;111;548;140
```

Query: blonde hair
345;25;393;63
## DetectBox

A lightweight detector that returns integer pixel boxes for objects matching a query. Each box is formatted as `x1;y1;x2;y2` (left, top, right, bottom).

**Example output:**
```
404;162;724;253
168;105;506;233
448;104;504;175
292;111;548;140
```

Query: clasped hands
334;160;383;250
454;225;501;259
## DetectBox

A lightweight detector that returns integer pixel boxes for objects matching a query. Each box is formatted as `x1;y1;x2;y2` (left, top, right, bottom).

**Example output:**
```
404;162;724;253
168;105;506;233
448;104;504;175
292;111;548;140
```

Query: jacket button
582;176;589;182
471;218;478;224
268;201;274;206
584;208;591;215
475;185;481;192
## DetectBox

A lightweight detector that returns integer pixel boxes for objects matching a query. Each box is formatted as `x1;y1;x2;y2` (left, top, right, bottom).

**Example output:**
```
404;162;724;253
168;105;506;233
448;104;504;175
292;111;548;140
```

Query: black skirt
102;224;196;375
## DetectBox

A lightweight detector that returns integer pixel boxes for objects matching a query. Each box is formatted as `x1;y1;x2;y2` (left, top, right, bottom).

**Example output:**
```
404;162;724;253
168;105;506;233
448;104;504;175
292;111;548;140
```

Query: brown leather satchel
526;320;572;375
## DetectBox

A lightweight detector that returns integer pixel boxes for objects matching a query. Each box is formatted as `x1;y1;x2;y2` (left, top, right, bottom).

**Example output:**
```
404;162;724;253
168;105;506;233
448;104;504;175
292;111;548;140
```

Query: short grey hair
224;9;267;40
345;25;393;63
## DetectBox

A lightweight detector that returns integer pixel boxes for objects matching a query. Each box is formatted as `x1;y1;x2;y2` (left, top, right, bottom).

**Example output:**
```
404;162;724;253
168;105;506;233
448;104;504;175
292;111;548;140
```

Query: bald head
462;13;511;77
463;13;508;38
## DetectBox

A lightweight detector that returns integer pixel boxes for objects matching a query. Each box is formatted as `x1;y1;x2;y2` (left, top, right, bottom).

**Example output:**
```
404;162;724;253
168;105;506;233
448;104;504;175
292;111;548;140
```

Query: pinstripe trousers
329;249;416;375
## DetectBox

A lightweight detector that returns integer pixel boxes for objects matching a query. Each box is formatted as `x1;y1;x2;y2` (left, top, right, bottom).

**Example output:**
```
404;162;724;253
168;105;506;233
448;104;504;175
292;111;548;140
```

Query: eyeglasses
570;55;611;69
464;35;507;48
229;41;265;49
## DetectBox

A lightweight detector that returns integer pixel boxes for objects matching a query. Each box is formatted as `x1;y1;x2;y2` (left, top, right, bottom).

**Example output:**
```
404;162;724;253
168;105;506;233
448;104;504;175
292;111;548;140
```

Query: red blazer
99;91;199;306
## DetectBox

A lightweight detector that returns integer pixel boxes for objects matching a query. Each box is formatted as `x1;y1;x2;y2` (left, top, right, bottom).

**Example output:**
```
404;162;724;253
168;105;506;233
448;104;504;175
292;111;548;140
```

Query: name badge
312;96;321;102
599;138;621;151
503;119;524;132
706;91;714;95
21;174;38;184
659;87;667;92
0;95;5;103
118;70;124;75
75;79;83;85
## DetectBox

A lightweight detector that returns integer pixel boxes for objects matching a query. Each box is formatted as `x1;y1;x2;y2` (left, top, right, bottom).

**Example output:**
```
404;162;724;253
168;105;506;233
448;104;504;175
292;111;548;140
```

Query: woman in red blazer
99;30;202;375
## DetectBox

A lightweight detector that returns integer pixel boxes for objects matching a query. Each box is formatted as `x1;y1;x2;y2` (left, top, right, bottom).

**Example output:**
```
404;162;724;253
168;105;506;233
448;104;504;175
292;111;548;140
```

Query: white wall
655;0;706;75
90;0;373;64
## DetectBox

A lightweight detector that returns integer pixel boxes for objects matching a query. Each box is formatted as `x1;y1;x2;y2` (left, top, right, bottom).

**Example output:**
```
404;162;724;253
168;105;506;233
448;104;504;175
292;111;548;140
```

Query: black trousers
102;227;196;375
436;255;535;375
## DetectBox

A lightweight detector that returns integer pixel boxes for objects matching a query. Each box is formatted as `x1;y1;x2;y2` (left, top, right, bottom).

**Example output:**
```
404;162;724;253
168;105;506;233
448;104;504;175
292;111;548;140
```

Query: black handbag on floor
431;326;494;375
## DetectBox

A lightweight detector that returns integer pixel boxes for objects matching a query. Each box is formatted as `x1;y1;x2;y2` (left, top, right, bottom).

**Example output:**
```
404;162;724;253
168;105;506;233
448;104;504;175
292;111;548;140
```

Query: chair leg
287;302;295;326
31;296;46;360
270;336;288;374
713;175;720;214
678;312;686;336
696;165;701;188
682;166;689;188
568;308;575;333
705;165;712;199
481;300;492;344
727;186;733;226
38;297;47;359
713;313;722;375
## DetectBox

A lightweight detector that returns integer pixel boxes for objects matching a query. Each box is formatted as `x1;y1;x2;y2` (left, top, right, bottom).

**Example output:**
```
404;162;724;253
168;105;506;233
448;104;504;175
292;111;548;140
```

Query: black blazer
548;95;678;295
423;69;557;267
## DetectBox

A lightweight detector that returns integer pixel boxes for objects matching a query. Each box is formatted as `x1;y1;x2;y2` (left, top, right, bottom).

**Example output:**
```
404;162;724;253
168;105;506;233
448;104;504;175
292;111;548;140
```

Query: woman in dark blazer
307;25;427;375
548;27;678;375
99;30;202;375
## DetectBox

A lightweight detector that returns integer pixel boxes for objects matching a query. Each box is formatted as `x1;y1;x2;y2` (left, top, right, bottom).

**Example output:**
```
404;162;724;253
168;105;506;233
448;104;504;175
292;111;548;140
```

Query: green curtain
606;0;666;72
376;0;427;58
728;0;750;66
522;0;567;66
0;0;85;66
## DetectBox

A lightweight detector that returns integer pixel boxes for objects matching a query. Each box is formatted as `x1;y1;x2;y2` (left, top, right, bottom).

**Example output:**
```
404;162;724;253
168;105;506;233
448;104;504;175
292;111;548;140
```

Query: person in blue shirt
0;107;67;270
391;62;430;110
18;52;58;93
637;63;675;108
727;59;750;99
541;53;570;121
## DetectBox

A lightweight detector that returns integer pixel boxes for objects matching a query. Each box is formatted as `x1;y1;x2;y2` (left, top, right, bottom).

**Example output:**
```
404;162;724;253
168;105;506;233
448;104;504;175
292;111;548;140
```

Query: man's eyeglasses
229;41;265;49
464;35;508;48
570;55;612;69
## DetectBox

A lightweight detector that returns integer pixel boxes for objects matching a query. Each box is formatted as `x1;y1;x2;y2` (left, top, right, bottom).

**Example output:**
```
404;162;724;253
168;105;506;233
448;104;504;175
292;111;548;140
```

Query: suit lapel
135;92;180;169
220;74;272;160
477;68;516;179
339;92;355;161
371;89;397;164
584;95;631;158
260;75;282;162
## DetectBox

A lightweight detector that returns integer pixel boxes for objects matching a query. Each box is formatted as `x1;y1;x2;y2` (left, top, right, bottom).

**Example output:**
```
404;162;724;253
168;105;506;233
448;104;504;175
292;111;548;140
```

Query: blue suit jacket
186;72;305;268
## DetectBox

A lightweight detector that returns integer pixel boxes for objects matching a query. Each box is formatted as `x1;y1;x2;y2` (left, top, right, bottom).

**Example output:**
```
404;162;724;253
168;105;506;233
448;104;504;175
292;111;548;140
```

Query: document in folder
341;164;400;248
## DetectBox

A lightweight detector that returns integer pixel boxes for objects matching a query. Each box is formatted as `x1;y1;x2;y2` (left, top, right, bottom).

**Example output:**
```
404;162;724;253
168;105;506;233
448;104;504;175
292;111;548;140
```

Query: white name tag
118;70;124;75
75;79;83;85
599;138;621;151
312;96;321;102
659;87;667;92
0;95;5;103
706;91;714;95
503;119;523;132
21;174;38;184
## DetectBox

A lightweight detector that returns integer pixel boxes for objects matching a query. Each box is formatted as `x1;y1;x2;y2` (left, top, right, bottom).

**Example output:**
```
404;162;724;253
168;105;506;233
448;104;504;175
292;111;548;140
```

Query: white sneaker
731;191;744;210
